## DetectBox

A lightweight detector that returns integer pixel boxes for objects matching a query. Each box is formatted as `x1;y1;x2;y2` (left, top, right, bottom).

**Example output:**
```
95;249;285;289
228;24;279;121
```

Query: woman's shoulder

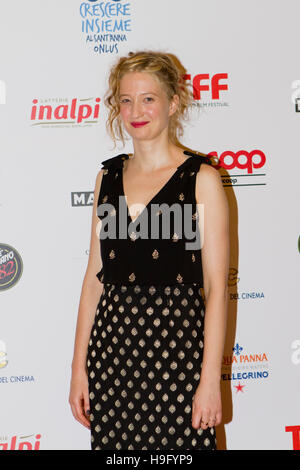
100;153;130;169
183;149;216;172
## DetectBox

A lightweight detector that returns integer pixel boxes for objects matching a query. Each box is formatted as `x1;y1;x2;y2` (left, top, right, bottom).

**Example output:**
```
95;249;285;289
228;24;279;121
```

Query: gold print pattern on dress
129;232;137;241
109;250;116;259
102;195;108;203
152;249;159;259
176;274;183;283
172;233;179;242
87;271;216;449
191;253;195;262
178;193;185;201
129;273;136;282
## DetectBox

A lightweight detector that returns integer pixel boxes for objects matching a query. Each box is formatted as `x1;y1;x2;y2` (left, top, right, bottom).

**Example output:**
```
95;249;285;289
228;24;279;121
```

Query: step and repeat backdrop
0;0;299;450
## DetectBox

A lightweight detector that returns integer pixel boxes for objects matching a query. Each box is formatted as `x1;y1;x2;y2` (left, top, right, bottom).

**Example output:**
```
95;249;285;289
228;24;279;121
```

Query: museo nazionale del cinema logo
79;0;133;54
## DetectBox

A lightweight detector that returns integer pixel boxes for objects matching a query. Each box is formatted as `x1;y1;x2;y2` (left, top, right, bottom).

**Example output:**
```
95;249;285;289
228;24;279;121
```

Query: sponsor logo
0;79;6;104
0;244;23;291
207;150;267;187
291;340;300;365
0;434;41;450
228;268;264;300
0;342;36;384
285;426;300;450
79;0;132;54
291;80;300;112
0;341;8;369
222;343;269;388
30;97;101;127
183;73;229;109
71;191;94;207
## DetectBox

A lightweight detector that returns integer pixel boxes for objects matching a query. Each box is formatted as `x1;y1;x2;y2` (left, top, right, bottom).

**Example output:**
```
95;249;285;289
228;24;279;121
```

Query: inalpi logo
30;98;101;126
0;434;41;450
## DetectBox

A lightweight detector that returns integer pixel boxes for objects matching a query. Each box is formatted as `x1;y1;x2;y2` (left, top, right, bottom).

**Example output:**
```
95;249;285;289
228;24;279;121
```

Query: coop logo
30;97;101;127
206;150;267;187
285;426;300;450
0;342;8;369
0;244;23;291
0;434;42;450
221;343;269;386
79;0;132;55
291;80;300;112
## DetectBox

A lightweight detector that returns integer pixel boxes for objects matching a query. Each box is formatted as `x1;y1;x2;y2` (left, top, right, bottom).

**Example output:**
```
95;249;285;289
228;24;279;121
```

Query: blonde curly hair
104;50;193;148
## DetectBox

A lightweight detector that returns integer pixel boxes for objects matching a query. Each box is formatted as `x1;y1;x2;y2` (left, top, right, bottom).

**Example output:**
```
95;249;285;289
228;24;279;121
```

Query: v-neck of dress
120;152;194;225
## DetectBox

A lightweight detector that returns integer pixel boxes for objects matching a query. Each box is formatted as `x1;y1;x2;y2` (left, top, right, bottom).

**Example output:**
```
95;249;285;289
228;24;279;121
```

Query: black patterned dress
86;150;217;450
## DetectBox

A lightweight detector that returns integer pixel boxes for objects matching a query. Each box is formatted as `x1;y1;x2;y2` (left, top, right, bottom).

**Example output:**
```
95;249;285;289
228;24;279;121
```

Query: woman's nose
131;99;143;118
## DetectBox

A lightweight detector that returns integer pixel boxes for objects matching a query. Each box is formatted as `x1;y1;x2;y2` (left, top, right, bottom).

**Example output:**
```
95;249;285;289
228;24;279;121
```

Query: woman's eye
120;98;130;103
145;97;154;102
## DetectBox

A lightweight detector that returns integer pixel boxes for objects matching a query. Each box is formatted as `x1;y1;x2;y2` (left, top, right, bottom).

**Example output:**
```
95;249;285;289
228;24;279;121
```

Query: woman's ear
168;94;179;117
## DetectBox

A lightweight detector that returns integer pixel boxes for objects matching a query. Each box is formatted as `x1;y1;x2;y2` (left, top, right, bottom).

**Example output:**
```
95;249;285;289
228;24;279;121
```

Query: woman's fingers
71;397;90;429
200;410;210;430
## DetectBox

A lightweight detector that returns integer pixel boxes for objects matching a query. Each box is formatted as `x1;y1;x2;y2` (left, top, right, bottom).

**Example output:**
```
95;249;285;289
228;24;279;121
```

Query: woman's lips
131;121;149;128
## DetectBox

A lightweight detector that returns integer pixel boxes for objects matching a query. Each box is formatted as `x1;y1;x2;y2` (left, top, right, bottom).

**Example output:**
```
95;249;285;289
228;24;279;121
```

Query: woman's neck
130;139;183;172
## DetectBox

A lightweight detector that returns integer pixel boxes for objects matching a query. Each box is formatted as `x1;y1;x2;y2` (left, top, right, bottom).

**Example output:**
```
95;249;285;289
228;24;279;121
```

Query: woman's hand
69;369;91;429
191;378;222;430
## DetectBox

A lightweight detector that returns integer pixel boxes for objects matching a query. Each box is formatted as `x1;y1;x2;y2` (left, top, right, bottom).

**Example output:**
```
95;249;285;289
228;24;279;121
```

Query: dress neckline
121;150;194;225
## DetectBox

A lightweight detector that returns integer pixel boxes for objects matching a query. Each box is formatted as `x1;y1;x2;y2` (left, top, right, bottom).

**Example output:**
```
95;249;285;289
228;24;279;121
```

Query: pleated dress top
86;149;217;450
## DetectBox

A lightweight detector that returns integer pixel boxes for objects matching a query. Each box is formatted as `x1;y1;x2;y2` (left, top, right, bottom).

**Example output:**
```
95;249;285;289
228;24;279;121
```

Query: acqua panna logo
221;342;269;386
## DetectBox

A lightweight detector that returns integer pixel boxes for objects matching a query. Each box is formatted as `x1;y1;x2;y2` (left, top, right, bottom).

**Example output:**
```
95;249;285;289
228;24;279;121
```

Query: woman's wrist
71;359;87;375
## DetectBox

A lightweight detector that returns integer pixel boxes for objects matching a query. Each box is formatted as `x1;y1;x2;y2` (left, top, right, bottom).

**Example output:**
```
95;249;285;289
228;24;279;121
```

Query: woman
69;50;229;450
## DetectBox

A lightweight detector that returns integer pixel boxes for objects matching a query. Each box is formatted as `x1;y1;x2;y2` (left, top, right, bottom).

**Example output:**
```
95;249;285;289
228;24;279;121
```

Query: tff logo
285;426;300;450
182;73;228;100
209;150;266;174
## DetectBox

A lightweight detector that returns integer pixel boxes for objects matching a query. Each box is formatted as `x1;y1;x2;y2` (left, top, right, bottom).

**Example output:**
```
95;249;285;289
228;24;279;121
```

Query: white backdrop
0;0;299;450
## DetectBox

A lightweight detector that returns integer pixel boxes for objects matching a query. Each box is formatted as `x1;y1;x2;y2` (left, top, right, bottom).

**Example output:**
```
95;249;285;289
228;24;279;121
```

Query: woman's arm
192;163;230;430
69;169;104;428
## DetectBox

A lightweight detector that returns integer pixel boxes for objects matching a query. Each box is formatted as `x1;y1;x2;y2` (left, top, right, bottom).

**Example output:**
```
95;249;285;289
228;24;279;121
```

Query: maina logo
79;0;132;54
71;190;94;207
222;343;269;386
0;244;23;291
0;434;42;450
30;97;100;127
0;341;8;369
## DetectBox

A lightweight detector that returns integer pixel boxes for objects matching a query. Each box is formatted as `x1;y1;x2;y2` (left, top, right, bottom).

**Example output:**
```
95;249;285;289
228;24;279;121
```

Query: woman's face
118;71;178;142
